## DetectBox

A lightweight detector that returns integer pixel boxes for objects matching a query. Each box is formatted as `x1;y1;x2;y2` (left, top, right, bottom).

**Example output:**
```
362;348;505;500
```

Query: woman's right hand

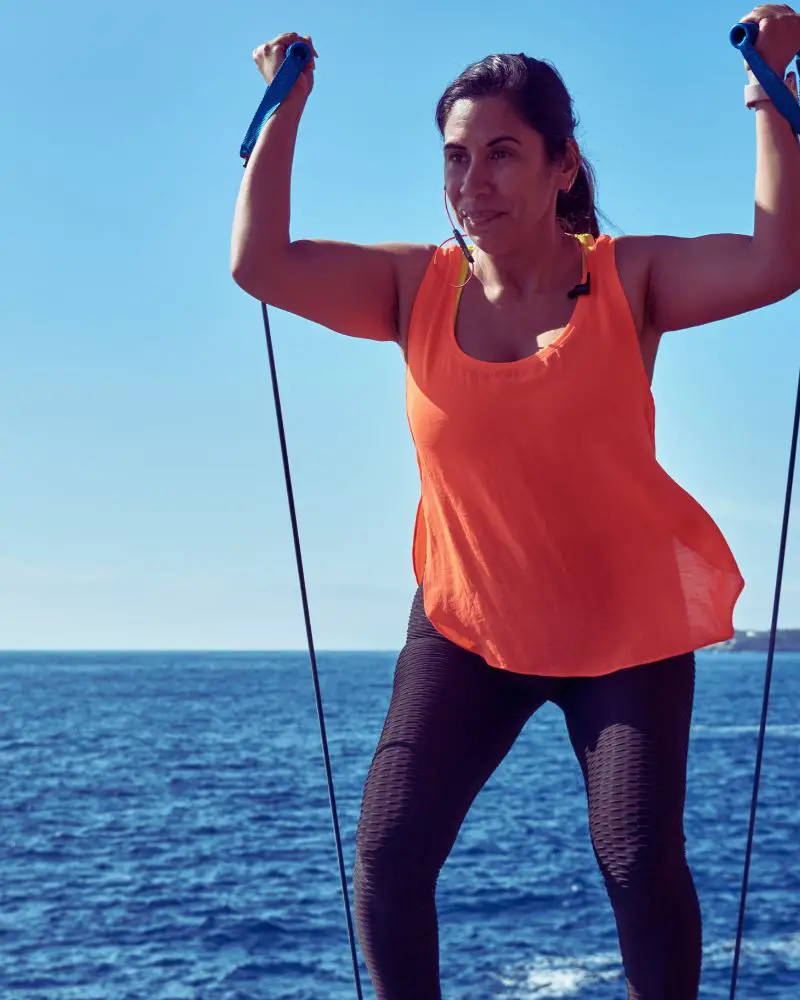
252;32;318;102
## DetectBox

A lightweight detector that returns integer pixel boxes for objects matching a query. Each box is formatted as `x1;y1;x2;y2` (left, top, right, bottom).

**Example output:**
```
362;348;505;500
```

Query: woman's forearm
750;81;800;275
230;96;305;283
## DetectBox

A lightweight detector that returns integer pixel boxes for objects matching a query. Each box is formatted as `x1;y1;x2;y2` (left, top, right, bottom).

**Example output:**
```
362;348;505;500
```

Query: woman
231;8;800;998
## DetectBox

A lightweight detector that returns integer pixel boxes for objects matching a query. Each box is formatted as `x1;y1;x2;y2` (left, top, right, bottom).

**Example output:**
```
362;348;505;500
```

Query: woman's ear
562;137;582;191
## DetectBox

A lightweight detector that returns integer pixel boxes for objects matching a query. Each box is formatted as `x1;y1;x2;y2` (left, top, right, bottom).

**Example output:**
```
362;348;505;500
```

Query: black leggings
353;586;701;1000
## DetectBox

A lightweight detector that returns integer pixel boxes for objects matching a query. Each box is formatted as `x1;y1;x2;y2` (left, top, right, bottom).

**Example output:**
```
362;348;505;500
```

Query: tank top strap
574;231;593;277
581;233;642;353
407;243;464;365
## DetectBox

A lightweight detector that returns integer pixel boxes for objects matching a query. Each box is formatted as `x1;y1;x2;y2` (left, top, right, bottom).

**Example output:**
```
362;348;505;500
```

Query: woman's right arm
231;34;430;344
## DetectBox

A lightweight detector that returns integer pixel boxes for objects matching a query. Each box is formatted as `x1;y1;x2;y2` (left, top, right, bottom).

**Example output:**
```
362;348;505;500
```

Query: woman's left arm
640;5;800;335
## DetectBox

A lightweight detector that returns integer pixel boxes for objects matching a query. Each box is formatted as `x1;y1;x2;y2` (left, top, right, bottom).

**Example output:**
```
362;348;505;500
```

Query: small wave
498;934;800;997
200;914;294;951
692;724;800;737
496;950;622;997
704;932;800;969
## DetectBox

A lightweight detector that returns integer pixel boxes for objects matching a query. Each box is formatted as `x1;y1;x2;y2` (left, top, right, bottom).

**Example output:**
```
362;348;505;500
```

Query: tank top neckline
447;238;593;371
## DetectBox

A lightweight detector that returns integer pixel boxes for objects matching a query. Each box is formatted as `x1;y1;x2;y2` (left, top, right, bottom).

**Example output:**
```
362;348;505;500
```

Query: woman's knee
593;826;690;908
354;786;446;902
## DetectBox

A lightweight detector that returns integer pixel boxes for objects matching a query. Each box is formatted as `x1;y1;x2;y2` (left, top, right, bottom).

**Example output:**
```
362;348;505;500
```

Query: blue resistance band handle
240;41;312;163
730;20;800;134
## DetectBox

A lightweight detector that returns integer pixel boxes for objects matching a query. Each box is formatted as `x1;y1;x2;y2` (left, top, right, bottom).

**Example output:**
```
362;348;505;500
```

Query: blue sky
2;1;798;650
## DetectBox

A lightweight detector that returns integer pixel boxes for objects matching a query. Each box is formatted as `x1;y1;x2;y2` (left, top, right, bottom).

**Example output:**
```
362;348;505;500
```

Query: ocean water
0;649;797;1000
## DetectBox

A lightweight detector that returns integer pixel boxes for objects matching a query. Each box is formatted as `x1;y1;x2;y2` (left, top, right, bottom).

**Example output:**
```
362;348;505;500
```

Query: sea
1;649;797;1000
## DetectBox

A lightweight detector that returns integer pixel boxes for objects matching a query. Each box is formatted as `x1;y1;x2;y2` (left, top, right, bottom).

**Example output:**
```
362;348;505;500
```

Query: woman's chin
465;231;504;255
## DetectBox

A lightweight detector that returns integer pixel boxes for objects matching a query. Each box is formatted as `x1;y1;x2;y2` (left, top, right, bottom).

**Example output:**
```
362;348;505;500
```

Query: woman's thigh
356;586;553;876
557;652;696;882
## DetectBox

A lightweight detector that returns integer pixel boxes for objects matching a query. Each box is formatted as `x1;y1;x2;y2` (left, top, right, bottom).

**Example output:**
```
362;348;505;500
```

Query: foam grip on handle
729;19;800;134
240;40;313;162
730;21;759;49
286;41;312;65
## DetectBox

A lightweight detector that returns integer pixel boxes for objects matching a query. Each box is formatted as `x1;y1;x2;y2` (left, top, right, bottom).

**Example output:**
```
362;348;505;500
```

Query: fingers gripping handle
730;21;800;134
240;41;312;164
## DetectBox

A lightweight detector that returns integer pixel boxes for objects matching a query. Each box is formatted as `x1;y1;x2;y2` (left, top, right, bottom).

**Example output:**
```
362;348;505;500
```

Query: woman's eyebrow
443;135;522;151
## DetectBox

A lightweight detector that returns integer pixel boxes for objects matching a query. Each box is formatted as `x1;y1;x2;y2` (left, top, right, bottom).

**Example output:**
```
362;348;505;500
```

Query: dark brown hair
435;53;600;238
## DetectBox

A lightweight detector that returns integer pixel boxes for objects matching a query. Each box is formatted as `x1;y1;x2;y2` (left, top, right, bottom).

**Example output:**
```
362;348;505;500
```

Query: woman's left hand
739;3;800;82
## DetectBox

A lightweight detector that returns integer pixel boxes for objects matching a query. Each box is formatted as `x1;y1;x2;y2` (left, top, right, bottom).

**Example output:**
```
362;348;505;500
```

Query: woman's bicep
232;239;427;342
635;233;799;334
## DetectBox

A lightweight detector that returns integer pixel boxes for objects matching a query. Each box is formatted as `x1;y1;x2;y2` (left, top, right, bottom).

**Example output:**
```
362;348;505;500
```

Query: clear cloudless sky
1;1;799;650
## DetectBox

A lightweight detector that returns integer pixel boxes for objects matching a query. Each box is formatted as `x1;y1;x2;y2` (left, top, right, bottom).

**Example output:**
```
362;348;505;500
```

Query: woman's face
443;94;574;254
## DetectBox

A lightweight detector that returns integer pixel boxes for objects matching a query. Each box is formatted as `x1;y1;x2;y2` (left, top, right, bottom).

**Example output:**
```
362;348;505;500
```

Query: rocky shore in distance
708;629;800;652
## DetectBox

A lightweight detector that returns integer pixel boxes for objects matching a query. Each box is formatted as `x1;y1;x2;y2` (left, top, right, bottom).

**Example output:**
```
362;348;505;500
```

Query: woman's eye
446;149;511;164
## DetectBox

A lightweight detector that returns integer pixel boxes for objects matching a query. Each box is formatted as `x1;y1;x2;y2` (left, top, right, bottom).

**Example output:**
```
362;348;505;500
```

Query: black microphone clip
567;273;591;299
452;228;475;265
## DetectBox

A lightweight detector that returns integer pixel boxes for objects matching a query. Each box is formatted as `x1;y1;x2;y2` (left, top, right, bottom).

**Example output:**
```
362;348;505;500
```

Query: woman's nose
460;159;491;198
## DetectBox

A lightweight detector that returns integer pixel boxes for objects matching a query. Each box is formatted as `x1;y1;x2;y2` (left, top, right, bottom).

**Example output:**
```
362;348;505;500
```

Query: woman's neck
472;227;582;301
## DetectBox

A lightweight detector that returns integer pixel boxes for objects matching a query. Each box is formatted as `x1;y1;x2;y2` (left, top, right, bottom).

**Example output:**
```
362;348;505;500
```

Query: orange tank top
405;235;744;676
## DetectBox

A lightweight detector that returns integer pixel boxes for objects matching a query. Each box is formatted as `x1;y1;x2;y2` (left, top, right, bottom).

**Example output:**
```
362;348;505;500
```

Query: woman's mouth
464;211;503;228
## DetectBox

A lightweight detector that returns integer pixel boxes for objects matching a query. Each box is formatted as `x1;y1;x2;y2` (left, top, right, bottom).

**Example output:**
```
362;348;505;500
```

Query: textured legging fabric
353;585;701;1000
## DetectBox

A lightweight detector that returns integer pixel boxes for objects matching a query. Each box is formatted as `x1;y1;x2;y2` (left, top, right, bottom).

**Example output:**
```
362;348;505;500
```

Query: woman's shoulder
601;232;650;274
596;233;651;297
391;242;438;280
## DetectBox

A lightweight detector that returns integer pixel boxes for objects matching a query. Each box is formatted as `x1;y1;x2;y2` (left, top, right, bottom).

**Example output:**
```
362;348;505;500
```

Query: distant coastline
708;629;800;652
